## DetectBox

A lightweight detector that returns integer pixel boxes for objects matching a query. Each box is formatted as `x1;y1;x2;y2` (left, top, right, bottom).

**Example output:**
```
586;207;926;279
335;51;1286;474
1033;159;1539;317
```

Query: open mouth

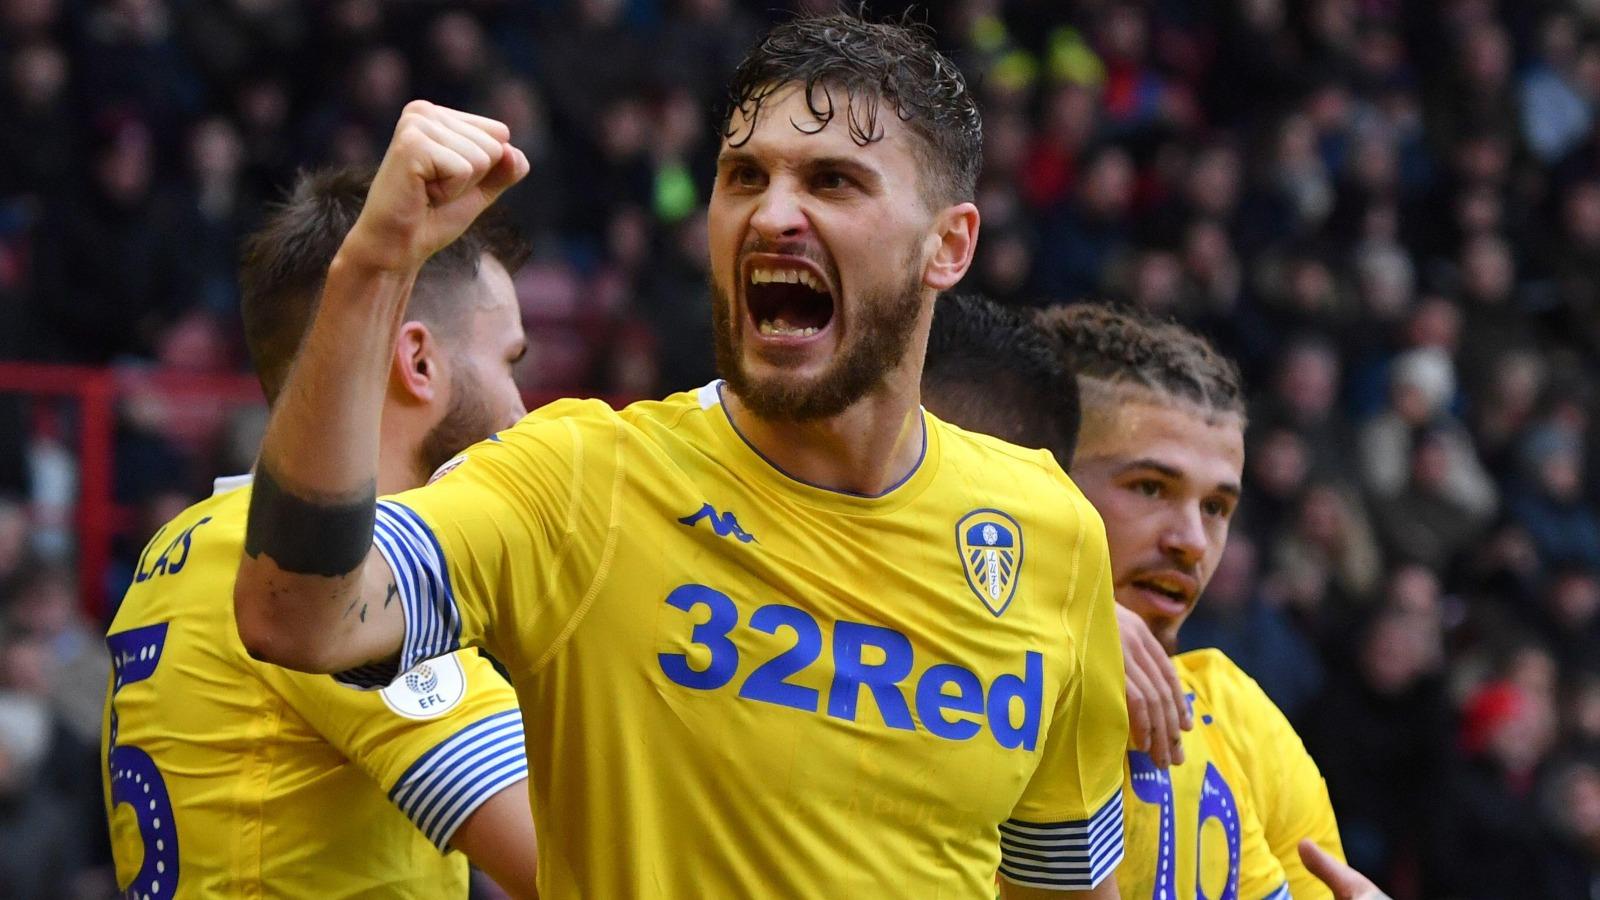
742;256;835;339
1128;573;1197;610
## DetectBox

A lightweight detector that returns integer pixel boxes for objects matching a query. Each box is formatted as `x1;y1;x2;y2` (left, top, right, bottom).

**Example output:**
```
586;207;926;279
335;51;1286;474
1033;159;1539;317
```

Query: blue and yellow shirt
103;478;527;899
351;382;1130;898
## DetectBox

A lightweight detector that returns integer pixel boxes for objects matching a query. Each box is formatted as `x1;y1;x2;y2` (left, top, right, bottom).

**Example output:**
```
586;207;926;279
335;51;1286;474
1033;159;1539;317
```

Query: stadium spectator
0;690;93;898
1307;604;1452;889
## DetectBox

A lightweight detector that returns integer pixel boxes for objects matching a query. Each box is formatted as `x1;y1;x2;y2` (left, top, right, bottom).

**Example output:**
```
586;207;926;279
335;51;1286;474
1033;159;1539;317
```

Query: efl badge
957;509;1023;617
381;653;468;719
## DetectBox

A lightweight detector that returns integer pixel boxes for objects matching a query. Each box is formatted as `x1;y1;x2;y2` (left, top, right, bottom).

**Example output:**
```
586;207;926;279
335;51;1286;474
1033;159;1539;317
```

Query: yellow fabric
103;484;524;900
1116;650;1290;900
372;384;1129;899
1185;649;1346;899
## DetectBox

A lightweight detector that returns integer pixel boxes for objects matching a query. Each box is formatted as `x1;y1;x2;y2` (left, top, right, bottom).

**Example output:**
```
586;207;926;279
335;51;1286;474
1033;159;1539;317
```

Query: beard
711;249;925;422
417;360;500;480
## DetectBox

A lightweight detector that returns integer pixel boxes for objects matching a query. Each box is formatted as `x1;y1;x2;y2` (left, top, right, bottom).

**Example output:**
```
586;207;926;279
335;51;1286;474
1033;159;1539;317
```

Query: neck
248;409;424;495
723;375;926;497
377;413;429;495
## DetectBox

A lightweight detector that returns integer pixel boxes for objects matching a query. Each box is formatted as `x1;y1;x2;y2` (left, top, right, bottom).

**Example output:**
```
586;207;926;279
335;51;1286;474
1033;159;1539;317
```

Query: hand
1117;603;1191;767
1299;839;1391;900
343;100;530;272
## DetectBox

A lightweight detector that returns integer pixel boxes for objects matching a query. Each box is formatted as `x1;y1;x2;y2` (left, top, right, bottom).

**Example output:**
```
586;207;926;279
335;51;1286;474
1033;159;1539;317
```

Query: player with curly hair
1038;303;1350;900
232;13;1128;900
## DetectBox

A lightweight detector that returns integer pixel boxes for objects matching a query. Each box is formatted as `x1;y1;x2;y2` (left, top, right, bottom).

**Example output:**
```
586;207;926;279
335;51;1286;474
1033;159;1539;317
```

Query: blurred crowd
1;0;1599;897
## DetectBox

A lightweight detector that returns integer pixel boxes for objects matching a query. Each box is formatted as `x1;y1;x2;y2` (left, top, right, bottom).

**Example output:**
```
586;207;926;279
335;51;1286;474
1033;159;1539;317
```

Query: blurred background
1;0;1599;897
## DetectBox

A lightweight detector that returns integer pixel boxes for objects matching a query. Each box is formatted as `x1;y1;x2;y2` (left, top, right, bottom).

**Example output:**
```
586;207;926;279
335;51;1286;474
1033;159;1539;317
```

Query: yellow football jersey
1185;650;1345;899
346;382;1129;899
1116;650;1291;900
103;479;527;900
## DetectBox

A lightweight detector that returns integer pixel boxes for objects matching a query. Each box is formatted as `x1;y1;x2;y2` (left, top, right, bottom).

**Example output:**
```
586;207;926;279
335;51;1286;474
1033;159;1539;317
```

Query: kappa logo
678;503;757;543
956;509;1024;617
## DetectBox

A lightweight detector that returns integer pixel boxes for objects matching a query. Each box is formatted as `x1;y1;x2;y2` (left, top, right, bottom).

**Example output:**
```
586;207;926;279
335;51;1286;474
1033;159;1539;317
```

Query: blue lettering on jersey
677;504;757;543
658;583;1042;750
134;517;214;584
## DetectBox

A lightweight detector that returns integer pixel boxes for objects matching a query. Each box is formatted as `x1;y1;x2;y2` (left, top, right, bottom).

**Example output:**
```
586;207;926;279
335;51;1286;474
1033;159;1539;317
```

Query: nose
749;178;809;243
1157;505;1207;568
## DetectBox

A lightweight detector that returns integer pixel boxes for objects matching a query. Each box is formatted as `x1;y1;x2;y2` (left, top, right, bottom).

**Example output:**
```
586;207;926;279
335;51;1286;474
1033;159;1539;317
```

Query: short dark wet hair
722;12;982;206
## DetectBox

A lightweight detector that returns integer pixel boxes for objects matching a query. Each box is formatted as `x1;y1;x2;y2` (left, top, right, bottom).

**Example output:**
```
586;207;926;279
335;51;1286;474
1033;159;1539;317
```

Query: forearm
451;779;539;899
236;257;416;670
258;254;415;499
235;100;528;672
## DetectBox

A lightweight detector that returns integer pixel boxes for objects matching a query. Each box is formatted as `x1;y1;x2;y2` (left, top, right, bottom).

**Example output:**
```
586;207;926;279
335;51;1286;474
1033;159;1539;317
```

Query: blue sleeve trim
389;709;527;848
1262;883;1293;900
333;500;463;689
998;791;1125;890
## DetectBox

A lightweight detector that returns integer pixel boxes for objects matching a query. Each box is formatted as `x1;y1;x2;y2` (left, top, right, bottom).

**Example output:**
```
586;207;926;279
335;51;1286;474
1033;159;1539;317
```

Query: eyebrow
804;156;882;186
716;151;884;189
715;150;759;170
1118;458;1241;498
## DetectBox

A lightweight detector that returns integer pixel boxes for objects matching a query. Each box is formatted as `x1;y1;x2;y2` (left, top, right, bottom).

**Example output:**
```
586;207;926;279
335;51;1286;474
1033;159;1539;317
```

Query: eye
1202;497;1234;519
726;164;765;189
1129;479;1163;499
812;170;854;192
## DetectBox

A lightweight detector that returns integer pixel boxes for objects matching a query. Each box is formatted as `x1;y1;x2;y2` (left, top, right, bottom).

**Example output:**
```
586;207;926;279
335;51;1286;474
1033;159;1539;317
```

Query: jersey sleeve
999;499;1129;891
1205;652;1346;900
268;648;527;849
337;399;627;687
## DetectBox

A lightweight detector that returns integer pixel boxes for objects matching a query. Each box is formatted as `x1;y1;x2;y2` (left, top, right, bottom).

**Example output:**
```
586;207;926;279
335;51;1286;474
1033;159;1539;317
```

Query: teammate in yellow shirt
232;15;1130;900
921;296;1292;900
102;167;537;898
1037;304;1347;899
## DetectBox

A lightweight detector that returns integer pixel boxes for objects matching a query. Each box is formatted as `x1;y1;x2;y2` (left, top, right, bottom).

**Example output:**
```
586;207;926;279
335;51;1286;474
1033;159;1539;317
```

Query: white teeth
757;319;820;337
748;266;826;294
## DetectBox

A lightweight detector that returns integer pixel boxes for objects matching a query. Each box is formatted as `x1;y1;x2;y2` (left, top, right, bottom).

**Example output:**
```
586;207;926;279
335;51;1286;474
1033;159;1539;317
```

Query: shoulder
930;414;1094;516
930;413;1064;475
1175;647;1247;687
1176;649;1271;709
1174;648;1254;709
496;390;706;450
1177;648;1304;751
117;487;249;591
940;415;1102;516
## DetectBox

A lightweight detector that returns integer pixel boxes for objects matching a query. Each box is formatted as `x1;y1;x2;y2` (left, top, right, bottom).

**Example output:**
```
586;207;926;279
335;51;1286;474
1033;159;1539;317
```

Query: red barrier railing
0;362;266;618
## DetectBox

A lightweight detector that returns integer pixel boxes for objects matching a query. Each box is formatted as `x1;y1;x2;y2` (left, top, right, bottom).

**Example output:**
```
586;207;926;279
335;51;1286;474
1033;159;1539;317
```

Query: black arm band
244;464;377;577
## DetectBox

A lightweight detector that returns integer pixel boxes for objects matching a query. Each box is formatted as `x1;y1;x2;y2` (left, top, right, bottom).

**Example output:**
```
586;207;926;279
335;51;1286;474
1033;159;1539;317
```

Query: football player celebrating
232;14;1129;900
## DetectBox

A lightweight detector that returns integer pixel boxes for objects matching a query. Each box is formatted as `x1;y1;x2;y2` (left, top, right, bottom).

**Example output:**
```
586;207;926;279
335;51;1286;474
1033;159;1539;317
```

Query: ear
923;201;981;292
392;321;441;404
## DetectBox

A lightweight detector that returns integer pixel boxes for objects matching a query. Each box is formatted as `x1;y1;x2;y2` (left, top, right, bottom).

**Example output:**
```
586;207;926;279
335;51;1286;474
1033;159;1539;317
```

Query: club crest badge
956;509;1023;617
427;453;468;485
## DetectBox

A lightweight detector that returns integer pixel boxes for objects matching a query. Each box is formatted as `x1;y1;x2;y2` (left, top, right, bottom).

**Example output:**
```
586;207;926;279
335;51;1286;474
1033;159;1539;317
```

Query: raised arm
233;101;529;674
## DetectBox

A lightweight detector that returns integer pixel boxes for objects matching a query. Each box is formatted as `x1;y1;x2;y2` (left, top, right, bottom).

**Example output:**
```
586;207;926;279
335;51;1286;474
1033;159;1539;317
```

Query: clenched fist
342;100;530;272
